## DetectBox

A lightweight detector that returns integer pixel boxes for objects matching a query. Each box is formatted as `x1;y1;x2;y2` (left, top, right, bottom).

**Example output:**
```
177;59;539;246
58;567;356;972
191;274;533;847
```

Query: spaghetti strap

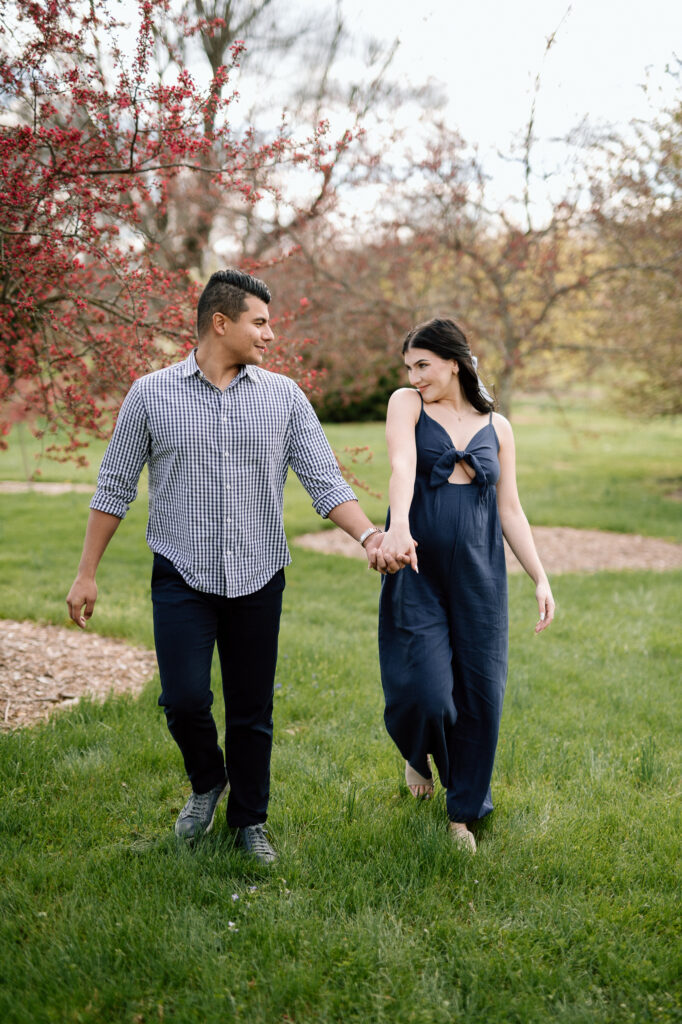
488;410;493;424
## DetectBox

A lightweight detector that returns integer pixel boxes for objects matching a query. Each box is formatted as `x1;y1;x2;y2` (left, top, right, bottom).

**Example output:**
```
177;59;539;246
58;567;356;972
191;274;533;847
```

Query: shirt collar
181;349;200;377
182;349;258;384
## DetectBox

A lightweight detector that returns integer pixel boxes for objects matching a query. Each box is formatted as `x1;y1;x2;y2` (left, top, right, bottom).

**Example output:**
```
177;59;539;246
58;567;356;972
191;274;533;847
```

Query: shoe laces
183;790;213;819
244;824;272;854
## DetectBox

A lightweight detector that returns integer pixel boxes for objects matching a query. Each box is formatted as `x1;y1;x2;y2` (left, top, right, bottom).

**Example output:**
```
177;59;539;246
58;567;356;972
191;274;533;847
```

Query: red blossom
0;0;330;462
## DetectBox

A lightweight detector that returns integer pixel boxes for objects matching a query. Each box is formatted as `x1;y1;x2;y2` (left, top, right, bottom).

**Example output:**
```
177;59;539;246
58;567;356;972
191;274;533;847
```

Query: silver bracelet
359;526;382;547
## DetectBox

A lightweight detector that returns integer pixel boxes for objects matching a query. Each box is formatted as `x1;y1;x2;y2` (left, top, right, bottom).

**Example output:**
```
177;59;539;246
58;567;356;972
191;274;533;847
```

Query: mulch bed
0;620;157;732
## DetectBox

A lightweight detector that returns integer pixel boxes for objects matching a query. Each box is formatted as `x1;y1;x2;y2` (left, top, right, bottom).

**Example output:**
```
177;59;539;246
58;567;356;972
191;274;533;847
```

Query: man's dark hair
196;268;271;338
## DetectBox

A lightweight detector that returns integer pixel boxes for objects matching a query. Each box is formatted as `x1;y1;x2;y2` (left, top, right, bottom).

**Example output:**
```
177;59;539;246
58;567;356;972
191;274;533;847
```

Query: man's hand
372;525;418;575
66;576;98;629
363;531;386;571
364;530;415;575
65;509;122;628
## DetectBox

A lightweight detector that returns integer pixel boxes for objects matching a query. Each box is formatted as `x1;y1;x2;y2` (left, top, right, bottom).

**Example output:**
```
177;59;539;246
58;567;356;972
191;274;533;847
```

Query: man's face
220;296;275;364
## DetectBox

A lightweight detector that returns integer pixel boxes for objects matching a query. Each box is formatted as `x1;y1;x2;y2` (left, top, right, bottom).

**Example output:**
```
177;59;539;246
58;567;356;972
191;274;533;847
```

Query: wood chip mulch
0;620;157;732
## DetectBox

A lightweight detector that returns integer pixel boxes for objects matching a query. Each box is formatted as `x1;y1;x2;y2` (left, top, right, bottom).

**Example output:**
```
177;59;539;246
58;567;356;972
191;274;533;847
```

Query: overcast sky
338;0;680;151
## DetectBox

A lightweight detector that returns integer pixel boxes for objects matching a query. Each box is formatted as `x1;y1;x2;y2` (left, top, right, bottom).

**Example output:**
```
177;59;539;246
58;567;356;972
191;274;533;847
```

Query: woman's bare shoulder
388;387;421;410
492;411;512;431
387;388;421;425
491;411;514;445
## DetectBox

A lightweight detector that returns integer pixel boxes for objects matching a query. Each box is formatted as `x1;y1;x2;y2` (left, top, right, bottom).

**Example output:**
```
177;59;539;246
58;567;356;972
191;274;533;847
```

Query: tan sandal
449;821;476;853
405;759;435;799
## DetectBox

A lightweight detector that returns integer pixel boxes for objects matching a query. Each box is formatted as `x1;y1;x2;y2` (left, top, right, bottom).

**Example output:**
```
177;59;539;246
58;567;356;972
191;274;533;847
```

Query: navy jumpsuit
378;403;508;822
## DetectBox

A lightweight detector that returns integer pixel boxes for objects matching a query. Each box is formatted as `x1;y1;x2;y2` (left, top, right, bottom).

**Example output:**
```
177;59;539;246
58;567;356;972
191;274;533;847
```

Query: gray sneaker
175;780;229;840
235;824;278;864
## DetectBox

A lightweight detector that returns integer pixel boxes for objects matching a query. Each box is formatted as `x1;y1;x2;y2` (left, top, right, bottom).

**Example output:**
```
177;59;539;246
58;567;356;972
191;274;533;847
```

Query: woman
375;318;554;852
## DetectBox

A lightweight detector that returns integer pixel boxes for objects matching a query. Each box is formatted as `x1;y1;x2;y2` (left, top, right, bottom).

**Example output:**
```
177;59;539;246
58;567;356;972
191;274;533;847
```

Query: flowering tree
0;0;335;462
146;0;401;278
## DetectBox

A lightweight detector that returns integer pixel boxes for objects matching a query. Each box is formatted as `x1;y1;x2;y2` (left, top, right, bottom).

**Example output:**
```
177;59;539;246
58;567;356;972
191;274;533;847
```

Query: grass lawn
0;401;680;1023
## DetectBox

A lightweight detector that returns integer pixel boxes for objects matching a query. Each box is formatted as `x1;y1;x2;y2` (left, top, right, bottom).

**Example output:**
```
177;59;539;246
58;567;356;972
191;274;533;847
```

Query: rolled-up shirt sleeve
288;386;357;518
90;381;150;519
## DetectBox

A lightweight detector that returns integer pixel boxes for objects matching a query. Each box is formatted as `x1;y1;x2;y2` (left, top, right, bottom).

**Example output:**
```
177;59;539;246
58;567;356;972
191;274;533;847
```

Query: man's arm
287;388;358;516
66;510;122;628
66;379;151;628
327;501;386;570
287;388;388;566
326;500;382;555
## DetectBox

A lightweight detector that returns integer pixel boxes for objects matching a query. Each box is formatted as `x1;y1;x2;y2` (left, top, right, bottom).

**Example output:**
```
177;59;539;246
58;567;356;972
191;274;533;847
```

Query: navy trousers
151;553;285;828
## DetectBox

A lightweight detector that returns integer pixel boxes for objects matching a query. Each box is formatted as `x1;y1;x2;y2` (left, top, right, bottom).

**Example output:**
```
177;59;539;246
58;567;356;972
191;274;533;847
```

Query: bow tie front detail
429;448;489;502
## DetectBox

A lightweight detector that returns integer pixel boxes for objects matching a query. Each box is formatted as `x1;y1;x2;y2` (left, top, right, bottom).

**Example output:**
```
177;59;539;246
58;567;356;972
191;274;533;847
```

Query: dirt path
1;526;680;731
0;481;94;494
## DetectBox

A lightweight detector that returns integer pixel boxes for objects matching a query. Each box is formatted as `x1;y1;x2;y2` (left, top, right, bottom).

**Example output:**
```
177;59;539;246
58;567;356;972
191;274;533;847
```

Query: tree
589;66;682;416
291;99;682;421
129;0;403;279
0;0;335;461
261;225;461;421
268;27;682;422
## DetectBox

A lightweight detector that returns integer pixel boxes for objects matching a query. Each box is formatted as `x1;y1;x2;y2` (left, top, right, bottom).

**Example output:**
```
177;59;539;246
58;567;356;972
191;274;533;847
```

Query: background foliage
1;1;680;454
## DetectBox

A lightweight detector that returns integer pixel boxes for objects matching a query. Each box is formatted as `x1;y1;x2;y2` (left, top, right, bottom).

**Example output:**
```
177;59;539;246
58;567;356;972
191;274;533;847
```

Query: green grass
0;400;681;1023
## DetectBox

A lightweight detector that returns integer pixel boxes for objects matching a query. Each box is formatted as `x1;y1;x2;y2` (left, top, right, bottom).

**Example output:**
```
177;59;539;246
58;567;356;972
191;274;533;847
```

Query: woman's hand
534;581;555;634
375;525;418;574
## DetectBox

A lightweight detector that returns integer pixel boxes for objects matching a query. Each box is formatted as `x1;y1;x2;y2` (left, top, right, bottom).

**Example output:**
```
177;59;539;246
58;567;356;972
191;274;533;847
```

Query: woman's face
404;346;458;402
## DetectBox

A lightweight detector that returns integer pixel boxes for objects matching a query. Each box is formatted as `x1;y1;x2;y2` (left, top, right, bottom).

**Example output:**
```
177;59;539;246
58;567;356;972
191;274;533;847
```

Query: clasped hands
364;526;418;575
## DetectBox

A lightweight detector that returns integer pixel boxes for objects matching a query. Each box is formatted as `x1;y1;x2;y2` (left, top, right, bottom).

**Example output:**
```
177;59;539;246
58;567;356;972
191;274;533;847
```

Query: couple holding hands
67;268;554;863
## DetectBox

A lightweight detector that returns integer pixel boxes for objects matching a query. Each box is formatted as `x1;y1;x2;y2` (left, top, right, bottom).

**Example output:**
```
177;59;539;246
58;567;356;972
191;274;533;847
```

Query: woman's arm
494;414;555;634
376;389;421;573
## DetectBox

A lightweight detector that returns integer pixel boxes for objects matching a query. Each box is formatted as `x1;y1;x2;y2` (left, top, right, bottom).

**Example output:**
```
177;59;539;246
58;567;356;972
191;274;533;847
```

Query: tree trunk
496;361;514;419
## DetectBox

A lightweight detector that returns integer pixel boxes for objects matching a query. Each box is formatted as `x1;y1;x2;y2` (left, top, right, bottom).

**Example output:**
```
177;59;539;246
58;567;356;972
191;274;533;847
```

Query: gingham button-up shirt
90;350;357;596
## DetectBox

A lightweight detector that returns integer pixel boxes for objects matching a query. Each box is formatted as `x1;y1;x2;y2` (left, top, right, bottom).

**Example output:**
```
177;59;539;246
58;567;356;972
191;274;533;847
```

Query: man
66;268;388;864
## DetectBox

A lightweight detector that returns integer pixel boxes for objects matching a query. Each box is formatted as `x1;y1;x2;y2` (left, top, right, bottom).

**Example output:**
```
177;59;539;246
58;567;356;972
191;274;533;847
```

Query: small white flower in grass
248;886;257;893
231;893;239;901
228;921;238;931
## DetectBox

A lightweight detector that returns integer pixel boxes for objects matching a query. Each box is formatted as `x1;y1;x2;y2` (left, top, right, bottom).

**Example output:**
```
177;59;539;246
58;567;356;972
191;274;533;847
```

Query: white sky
112;0;680;154
276;0;681;216
339;0;680;150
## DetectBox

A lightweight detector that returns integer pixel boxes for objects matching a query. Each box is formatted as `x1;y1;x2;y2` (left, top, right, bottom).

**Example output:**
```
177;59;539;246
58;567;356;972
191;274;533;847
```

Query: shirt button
226;551;232;557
